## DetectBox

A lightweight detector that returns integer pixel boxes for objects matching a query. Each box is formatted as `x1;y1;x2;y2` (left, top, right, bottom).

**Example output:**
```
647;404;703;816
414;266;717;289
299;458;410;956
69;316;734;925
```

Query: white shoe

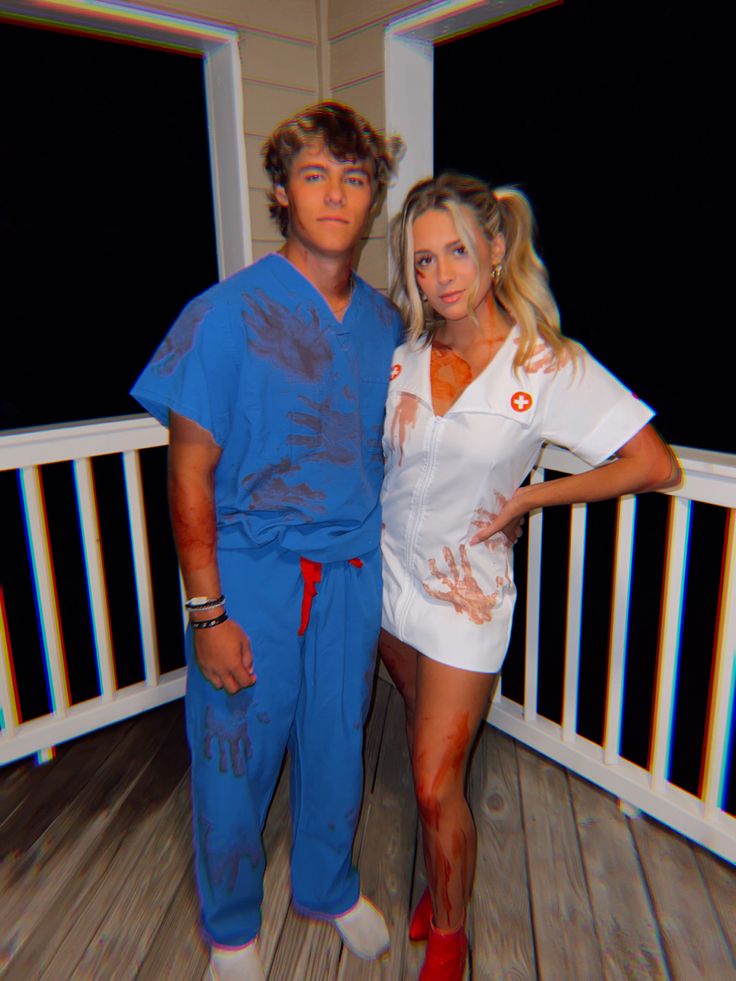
204;938;265;981
332;895;390;960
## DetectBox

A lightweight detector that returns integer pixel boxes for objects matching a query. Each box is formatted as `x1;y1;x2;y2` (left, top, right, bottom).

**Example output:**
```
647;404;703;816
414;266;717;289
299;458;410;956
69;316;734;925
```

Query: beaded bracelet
185;594;226;612
190;611;229;630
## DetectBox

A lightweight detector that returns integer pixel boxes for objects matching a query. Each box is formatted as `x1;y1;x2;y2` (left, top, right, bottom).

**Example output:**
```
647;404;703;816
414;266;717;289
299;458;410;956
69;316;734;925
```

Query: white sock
333;896;390;960
207;938;265;981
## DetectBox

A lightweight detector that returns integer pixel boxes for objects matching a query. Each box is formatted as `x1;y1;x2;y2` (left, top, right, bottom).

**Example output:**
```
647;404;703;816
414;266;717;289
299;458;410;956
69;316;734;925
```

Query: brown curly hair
262;101;403;237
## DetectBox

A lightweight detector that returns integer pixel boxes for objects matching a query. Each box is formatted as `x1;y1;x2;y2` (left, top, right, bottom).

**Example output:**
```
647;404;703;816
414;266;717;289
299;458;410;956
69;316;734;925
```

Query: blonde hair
390;173;574;371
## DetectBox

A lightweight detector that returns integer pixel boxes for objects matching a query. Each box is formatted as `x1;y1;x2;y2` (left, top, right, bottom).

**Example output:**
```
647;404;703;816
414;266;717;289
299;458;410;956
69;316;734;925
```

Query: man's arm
168;411;256;693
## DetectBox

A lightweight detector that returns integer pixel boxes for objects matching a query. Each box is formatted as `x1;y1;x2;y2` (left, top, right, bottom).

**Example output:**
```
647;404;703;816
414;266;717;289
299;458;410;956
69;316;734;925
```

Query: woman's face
411;207;495;323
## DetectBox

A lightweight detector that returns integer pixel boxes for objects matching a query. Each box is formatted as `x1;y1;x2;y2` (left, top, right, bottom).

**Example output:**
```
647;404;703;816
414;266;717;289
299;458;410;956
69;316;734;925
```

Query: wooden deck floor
2;679;735;980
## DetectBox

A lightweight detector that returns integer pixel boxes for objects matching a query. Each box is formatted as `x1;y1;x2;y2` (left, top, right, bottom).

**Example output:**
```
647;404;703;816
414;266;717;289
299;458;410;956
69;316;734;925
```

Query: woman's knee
412;723;476;819
412;753;466;825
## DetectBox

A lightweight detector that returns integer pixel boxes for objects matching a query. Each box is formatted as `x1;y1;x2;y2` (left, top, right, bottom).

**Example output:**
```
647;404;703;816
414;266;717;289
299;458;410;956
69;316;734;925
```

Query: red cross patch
390;364;402;381
510;391;533;412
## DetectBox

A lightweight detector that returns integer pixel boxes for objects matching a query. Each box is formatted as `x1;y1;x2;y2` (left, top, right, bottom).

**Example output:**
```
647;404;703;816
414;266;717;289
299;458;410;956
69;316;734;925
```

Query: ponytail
494;188;572;371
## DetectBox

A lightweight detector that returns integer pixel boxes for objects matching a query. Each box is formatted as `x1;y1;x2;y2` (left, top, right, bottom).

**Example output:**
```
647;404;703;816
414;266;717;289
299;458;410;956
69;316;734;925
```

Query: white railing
491;443;736;864
1;417;734;863
0;416;183;765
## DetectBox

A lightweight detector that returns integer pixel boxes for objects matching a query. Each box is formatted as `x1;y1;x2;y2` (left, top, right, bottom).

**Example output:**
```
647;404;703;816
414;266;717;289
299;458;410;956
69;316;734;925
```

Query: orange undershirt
430;341;473;416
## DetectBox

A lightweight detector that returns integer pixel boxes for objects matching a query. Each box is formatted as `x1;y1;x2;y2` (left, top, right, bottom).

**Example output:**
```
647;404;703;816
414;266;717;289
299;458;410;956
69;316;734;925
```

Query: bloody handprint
287;394;360;465
471;492;519;549
200;816;260;892
423;545;497;624
242;457;327;513
203;704;252;776
516;337;571;374
243;291;333;382
389;392;420;465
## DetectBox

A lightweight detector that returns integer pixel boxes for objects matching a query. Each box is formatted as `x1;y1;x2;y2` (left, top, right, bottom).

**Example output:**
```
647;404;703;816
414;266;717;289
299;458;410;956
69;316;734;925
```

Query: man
131;102;403;980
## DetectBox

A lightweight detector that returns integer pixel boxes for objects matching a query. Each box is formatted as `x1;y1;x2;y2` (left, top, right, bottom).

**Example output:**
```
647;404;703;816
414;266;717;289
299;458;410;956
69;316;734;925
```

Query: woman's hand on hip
470;488;530;546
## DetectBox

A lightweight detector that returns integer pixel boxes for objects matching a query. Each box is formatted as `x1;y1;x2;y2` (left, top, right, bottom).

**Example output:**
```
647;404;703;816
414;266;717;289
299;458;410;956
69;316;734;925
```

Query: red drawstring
298;558;322;636
298;556;363;635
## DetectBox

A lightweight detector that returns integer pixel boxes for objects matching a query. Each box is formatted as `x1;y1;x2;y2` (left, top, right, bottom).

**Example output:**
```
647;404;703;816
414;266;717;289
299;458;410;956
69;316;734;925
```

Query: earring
419;290;428;302
491;264;502;286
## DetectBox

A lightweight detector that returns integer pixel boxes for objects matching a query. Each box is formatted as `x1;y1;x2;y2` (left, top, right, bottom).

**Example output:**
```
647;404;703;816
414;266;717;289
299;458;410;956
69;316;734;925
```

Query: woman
379;173;678;980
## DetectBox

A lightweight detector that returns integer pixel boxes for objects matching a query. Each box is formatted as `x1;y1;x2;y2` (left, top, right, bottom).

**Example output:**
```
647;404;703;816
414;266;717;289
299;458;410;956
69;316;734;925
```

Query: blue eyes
414;246;469;269
303;172;367;187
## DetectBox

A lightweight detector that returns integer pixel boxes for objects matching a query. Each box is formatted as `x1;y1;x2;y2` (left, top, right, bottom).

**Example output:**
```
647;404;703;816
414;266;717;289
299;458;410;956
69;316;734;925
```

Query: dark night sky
0;21;219;431
435;0;732;455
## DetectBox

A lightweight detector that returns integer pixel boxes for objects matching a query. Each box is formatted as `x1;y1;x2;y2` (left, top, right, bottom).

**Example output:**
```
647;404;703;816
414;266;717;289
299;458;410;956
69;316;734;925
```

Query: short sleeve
130;289;240;447
541;348;655;466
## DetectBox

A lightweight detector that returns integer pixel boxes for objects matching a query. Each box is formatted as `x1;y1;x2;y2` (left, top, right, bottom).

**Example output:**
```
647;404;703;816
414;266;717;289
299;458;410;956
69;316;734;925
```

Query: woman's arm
169;411;256;692
470;424;681;545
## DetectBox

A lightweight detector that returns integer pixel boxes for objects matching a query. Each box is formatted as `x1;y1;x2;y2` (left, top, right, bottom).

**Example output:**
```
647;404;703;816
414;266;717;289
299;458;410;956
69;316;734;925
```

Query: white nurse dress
380;325;654;673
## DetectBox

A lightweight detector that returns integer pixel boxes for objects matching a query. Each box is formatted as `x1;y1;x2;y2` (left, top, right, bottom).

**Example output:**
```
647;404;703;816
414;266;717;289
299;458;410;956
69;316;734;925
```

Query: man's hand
193;619;257;694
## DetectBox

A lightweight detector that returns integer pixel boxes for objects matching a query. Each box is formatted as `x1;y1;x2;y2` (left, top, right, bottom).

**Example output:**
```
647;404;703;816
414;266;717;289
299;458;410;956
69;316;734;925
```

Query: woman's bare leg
412;656;499;930
378;628;420;753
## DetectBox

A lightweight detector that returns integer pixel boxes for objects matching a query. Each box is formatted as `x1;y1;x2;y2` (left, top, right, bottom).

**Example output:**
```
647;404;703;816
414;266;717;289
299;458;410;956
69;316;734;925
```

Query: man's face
275;144;374;259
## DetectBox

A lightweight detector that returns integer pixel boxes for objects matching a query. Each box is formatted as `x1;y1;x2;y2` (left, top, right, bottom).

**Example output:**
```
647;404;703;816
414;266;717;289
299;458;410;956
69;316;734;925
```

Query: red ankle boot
409;888;433;941
418;922;469;981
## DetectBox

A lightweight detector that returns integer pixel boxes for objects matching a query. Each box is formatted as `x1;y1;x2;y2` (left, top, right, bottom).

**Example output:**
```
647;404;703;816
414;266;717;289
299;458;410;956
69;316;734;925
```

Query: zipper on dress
397;415;444;638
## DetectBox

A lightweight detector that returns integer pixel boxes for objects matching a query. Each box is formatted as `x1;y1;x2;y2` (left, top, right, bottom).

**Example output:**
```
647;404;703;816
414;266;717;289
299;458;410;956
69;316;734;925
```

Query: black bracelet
190;611;229;629
185;594;226;611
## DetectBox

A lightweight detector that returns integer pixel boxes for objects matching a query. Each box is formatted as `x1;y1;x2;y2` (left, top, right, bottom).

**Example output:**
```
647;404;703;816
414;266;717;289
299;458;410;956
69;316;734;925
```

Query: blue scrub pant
185;544;381;947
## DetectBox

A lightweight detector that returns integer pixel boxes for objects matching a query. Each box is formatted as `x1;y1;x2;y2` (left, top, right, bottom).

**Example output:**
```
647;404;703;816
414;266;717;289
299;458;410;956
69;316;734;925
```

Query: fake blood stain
430;341;472;416
389;392;419;465
244;291;333;382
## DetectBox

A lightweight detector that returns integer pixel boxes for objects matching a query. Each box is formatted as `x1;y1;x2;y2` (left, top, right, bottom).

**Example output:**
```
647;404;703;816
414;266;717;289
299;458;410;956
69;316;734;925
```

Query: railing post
524;467;545;722
650;496;691;793
123;450;160;687
0;586;18;740
19;465;69;717
604;495;637;764
562;502;587;742
702;508;736;818
74;458;116;700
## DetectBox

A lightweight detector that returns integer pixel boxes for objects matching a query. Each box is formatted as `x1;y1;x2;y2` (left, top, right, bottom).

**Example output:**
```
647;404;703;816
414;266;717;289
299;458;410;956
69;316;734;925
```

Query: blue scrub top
131;253;403;562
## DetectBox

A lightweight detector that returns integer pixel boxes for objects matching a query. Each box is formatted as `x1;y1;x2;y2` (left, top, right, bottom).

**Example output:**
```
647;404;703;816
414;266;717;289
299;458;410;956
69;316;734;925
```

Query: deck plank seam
566;769;609;979
366;682;392;796
512;736;543;981
137;853;200;977
691;846;736;967
132;770;195;966
626;814;675;980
